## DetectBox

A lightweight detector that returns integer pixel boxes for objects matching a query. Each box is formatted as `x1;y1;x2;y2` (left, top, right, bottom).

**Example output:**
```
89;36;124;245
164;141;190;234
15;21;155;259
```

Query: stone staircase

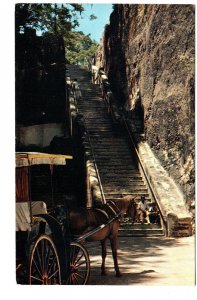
67;65;164;237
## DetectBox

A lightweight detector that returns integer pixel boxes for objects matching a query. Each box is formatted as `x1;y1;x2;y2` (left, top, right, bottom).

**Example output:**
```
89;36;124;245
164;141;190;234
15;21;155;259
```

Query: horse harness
86;200;121;228
50;201;121;234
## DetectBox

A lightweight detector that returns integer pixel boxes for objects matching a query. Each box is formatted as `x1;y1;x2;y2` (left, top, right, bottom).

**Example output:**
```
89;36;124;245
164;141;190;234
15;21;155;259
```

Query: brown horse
67;195;137;277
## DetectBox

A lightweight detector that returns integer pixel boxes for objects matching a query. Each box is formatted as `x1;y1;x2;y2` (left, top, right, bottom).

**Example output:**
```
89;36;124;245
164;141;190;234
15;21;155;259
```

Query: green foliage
15;4;98;65
66;31;98;65
15;3;94;36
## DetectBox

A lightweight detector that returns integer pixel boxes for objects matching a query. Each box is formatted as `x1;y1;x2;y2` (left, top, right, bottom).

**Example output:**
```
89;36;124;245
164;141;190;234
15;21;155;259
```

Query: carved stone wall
96;4;195;206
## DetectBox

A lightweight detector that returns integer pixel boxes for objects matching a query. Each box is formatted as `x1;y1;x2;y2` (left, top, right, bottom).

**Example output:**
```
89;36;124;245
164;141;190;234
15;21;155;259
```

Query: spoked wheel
67;242;90;285
29;234;61;285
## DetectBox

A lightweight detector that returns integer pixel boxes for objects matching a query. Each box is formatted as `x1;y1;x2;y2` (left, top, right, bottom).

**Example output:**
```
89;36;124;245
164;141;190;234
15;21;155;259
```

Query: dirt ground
85;235;195;286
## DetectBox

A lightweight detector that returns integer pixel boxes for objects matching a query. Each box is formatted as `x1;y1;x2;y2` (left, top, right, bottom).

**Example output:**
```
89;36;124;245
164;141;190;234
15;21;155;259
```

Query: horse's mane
113;195;134;216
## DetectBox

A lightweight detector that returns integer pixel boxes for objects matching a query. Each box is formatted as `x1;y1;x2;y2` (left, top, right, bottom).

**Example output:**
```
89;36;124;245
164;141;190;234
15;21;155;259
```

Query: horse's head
127;198;137;220
123;195;138;220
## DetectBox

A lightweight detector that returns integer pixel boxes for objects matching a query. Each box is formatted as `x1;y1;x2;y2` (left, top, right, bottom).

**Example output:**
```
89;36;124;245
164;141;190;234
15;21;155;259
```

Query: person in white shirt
138;195;150;224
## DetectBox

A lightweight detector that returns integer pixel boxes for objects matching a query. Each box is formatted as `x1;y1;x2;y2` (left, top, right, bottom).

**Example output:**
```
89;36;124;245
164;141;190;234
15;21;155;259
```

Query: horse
57;195;137;277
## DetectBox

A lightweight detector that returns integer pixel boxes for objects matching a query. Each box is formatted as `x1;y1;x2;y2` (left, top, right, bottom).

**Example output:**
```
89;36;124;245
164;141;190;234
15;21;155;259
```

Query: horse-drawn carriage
16;152;91;285
16;152;124;284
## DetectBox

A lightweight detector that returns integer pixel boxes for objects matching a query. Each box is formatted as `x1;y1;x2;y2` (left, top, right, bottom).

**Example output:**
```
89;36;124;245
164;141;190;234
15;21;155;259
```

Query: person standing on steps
138;195;150;224
72;78;82;100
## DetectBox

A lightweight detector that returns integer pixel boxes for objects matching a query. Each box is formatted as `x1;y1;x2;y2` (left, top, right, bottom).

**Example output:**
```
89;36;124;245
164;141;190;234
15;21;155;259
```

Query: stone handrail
66;68;105;208
77;115;105;207
91;65;121;125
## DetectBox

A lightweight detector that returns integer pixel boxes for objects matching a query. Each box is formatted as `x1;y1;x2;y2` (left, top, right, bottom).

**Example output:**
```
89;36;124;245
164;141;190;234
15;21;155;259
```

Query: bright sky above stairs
77;3;113;42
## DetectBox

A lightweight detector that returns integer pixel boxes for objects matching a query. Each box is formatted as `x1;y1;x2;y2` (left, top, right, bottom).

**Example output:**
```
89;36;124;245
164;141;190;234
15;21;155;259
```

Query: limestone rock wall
96;4;195;205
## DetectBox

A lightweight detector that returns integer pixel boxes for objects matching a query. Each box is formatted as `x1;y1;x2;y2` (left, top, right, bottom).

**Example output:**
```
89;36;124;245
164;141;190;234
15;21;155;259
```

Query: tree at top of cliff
66;31;98;65
15;3;96;36
15;4;98;66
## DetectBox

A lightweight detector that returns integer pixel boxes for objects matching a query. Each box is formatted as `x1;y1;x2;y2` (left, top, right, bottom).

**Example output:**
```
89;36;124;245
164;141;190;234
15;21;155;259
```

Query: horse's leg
109;227;122;277
101;239;107;275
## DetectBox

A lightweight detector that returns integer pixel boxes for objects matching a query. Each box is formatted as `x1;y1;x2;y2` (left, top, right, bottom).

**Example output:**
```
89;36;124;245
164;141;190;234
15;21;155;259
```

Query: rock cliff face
96;4;195;204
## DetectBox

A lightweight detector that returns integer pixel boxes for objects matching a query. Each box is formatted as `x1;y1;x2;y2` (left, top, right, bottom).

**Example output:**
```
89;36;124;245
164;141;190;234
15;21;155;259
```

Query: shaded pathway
85;236;195;285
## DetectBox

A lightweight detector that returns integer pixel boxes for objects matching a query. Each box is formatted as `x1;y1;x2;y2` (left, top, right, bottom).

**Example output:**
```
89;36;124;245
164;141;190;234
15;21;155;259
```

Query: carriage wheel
67;242;90;285
29;234;61;285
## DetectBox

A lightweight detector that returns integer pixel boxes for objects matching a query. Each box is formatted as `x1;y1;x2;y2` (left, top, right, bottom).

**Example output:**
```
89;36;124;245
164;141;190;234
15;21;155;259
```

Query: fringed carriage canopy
16;152;73;202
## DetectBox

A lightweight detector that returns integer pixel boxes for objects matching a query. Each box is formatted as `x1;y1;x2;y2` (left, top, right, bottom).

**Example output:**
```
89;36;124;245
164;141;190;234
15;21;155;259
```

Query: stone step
101;176;143;181
118;228;164;237
103;188;148;194
92;139;131;144
100;167;139;173
105;196;151;201
104;192;150;197
89;134;122;139
102;179;146;185
96;162;137;167
96;159;136;164
79;101;103;104
101;181;144;187
85;122;112;125
94;154;136;159
99;170;141;176
95;157;136;162
79;107;106;111
98;164;138;169
82;116;111;120
83;112;109;116
94;154;135;159
119;223;164;237
97;166;138;171
103;185;147;191
88;130;116;134
91;142;129;146
95;156;136;160
101;179;145;184
93;148;132;153
85;124;115;128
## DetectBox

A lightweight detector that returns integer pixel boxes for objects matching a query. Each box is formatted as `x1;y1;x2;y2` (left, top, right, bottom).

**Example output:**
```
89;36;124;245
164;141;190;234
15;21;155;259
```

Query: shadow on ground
85;236;195;285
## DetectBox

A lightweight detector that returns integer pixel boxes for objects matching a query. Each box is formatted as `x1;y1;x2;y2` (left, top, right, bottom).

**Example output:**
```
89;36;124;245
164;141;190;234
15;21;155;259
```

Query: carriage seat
16;201;47;231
